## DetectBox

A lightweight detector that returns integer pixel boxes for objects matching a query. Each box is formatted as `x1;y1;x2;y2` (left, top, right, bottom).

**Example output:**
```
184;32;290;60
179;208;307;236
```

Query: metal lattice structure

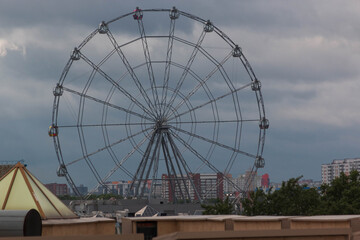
50;7;268;202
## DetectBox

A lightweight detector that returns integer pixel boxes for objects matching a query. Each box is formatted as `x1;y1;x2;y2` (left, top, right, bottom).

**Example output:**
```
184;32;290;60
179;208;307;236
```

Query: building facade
88;171;270;200
45;183;69;196
77;184;88;195
161;173;224;202
322;158;360;184
235;171;262;192
99;181;131;195
261;173;270;188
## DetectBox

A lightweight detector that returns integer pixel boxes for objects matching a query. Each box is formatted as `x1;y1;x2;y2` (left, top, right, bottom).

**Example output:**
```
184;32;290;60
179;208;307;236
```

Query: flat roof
291;215;360;221
124;215;360;222
43;217;115;225
125;215;290;222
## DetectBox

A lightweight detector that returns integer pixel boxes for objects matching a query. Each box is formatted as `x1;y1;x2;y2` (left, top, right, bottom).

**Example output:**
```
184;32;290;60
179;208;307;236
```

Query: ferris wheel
50;7;268;202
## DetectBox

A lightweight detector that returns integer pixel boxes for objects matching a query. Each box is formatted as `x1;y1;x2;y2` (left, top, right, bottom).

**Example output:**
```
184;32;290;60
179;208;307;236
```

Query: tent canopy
0;162;77;219
135;205;159;217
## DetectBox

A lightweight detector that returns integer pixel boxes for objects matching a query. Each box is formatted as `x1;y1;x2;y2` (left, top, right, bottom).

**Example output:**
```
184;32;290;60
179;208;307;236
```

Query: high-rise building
100;181;131;195
199;173;224;200
45;183;69;196
161;172;224;202
322;158;360;184
261;173;270;188
235;171;262;192
76;184;88;195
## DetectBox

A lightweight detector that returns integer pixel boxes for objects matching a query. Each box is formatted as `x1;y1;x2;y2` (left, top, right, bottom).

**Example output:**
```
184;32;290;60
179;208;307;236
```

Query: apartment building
322;158;360;184
45;183;69;196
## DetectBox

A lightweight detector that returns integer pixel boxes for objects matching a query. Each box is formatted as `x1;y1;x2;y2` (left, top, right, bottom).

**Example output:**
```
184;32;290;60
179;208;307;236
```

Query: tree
241;170;360;216
241;188;271;216
241;176;321;216
317;170;360;215
269;177;320;215
202;197;234;215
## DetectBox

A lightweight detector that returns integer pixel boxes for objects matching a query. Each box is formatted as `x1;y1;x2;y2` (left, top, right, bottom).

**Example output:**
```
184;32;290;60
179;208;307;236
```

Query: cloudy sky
0;0;359;187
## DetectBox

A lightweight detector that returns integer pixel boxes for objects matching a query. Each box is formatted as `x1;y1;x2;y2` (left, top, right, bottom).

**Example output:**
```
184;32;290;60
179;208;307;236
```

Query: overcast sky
0;0;359;186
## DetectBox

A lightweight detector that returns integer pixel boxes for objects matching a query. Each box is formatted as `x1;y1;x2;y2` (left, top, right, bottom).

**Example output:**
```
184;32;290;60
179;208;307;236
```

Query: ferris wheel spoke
136;18;161;116
160;16;177;115
77;127;104;185
76;80;103;185
78;51;156;120
85;129;154;199
167;61;219;123
169;129;242;193
101;101;140;181
171;126;256;159
169;51;233;118
58;122;153;128
168;82;251;122
167;119;256;125
104;29;158;117
62;86;153;122
66;126;153;167
164;30;207;118
160;61;217;117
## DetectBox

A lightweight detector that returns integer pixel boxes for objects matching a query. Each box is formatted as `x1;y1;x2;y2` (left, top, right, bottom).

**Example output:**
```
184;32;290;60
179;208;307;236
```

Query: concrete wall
0;234;143;240
233;220;282;231
122;215;360;239
42;218;116;236
154;229;353;240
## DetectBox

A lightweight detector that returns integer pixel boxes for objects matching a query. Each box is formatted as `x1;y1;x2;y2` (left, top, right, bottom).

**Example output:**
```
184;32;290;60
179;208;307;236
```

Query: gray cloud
0;0;359;186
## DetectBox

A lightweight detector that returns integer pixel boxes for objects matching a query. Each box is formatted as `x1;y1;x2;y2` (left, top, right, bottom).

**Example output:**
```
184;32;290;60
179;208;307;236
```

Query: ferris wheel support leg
129;133;156;198
163;133;189;201
140;132;162;198
166;132;202;202
148;133;162;201
161;137;182;202
170;130;242;194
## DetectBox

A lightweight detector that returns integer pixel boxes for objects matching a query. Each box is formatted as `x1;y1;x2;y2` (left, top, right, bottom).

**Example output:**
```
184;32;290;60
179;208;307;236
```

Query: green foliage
241;176;320;216
241;170;360;216
58;195;81;200
270;177;321;215
201;197;234;215
58;193;124;200
316;170;360;215
241;187;271;216
86;193;124;200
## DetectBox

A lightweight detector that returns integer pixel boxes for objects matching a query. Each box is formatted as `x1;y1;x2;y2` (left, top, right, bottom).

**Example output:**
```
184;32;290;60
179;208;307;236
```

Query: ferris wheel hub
155;119;170;130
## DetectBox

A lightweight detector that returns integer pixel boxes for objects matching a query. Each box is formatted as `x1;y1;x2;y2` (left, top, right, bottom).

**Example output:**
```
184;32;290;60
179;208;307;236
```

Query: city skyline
0;1;359;187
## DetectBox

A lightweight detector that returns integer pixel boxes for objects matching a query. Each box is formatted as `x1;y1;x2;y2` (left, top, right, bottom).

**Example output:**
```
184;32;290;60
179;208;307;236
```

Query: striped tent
0;162;77;219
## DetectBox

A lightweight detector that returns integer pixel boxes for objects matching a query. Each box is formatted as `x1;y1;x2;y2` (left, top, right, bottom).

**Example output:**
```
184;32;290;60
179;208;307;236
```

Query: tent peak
14;162;25;168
